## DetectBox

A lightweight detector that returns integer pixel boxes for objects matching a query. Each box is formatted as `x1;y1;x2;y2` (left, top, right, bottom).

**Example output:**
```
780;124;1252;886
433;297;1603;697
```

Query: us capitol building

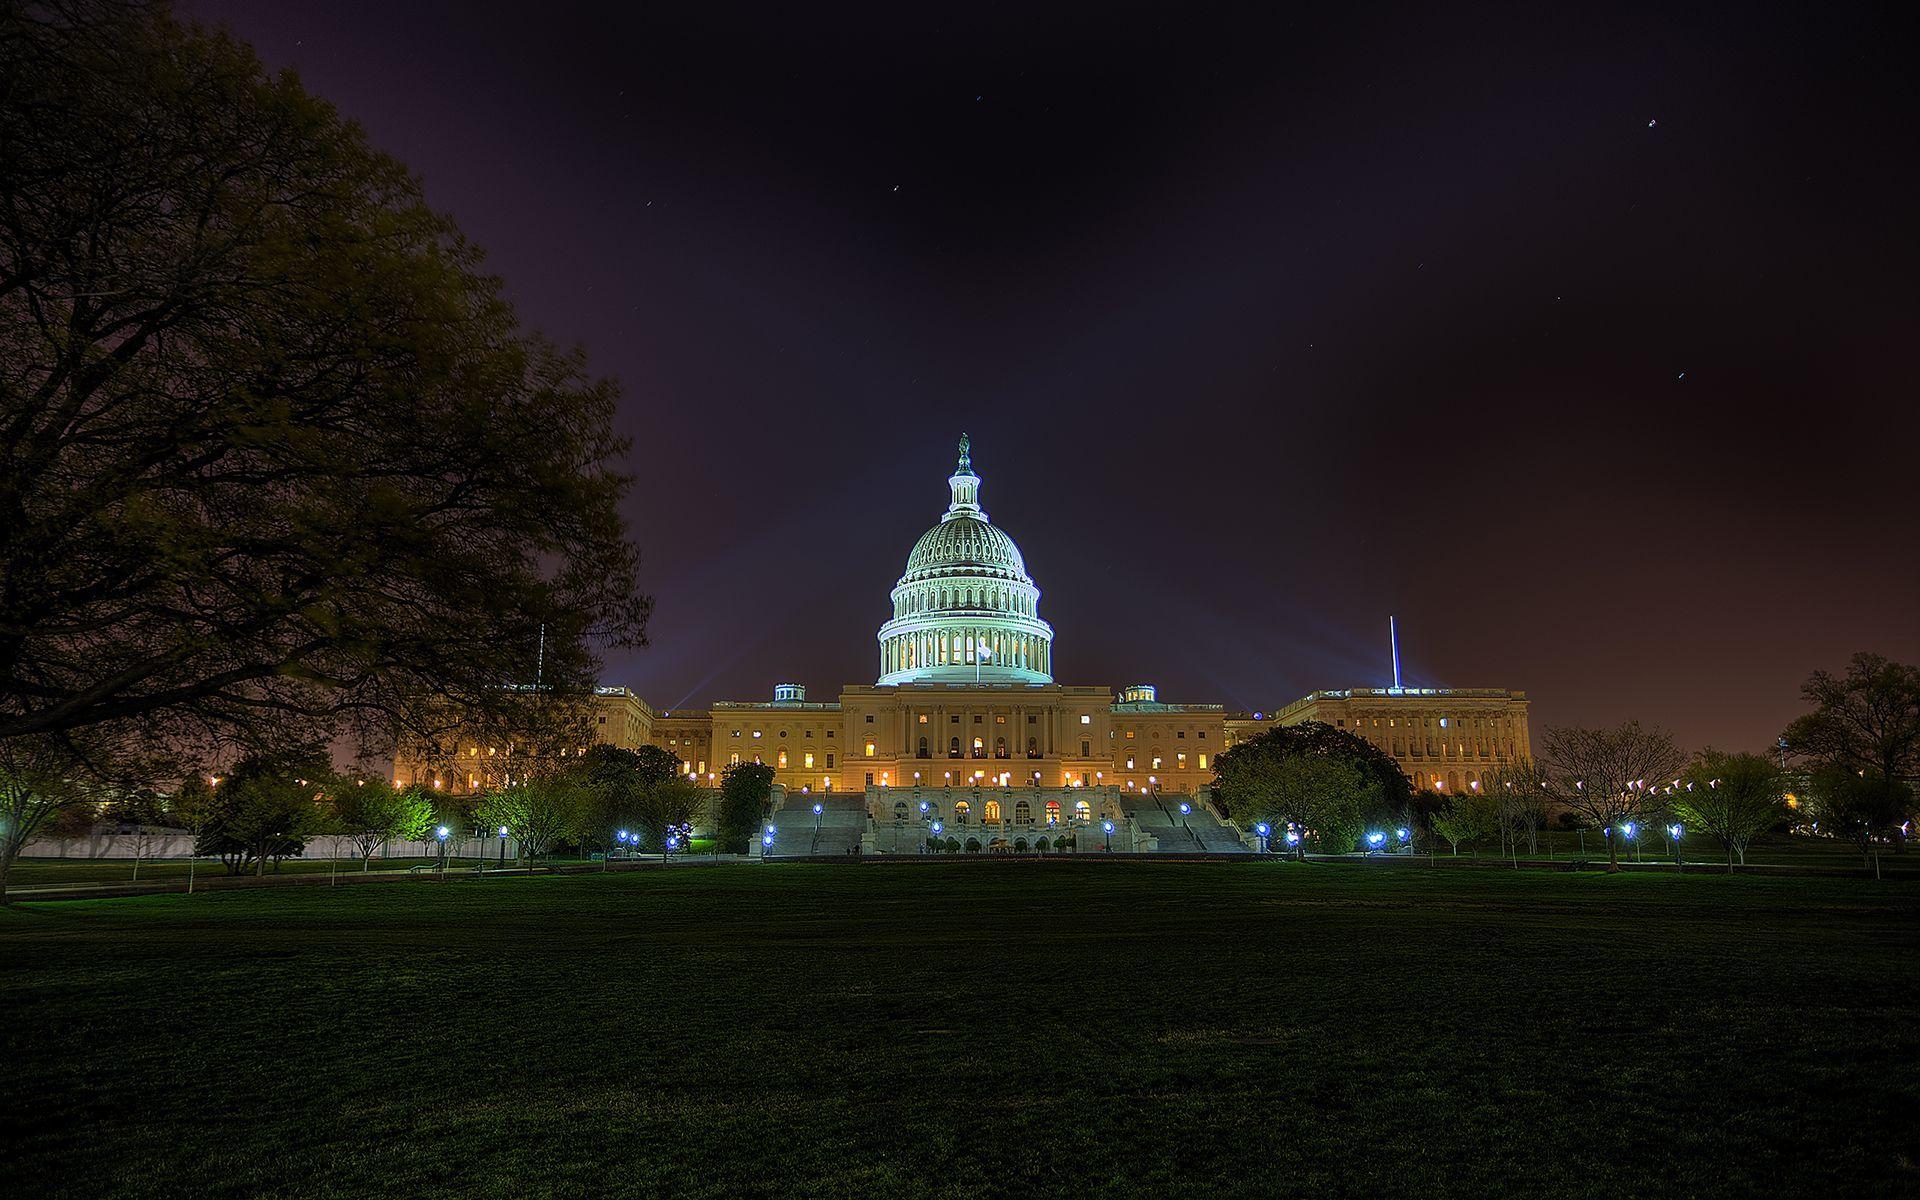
397;437;1531;853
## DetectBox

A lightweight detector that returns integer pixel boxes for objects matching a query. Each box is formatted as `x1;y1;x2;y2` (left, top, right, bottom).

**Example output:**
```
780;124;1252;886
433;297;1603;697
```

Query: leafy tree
561;743;687;854
630;778;704;857
103;786;172;882
1430;791;1495;856
716;762;774;854
478;778;580;865
0;1;648;765
1540;721;1686;872
1807;767;1912;880
1671;750;1784;873
1220;750;1375;858
331;779;435;870
0;737;96;902
1215;722;1410;822
1781;653;1920;783
192;755;327;875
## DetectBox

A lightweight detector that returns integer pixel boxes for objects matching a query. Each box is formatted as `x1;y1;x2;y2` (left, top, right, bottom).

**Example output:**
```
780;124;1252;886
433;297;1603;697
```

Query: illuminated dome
877;435;1054;685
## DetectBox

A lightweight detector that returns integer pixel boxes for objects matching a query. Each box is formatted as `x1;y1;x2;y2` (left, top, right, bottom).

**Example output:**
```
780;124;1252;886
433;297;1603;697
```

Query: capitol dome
877;435;1054;685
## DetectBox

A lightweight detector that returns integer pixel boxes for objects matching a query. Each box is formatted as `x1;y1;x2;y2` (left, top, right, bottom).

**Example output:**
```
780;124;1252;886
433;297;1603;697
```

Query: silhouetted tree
1782;653;1920;783
0;2;649;769
1808;767;1912;880
1540;721;1686;872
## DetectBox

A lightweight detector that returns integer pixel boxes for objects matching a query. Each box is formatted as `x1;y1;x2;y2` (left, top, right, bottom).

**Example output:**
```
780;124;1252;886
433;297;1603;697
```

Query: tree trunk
1607;832;1621;873
1727;841;1735;875
0;850;13;905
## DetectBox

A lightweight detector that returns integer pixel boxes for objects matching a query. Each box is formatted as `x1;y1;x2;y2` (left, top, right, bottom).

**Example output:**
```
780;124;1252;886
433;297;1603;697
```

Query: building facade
393;436;1531;844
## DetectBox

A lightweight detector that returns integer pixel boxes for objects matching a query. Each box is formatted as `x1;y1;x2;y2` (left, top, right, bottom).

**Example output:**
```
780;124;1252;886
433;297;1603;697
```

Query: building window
954;801;971;825
972;737;985;758
1198;754;1208;769
777;750;789;768
730;753;740;766
1028;715;1037;724
1176;730;1185;738
1074;800;1091;821
996;715;1007;724
1125;731;1135;740
919;714;929;724
866;773;874;786
864;741;876;757
1152;756;1163;769
866;715;875;724
826;753;835;768
1080;740;1090;756
984;800;1002;822
995;737;1008;758
1080;715;1091;725
893;801;908;821
1177;753;1187;767
917;737;929;758
1014;800;1031;822
1046;799;1062;823
804;752;815;769
949;737;961;757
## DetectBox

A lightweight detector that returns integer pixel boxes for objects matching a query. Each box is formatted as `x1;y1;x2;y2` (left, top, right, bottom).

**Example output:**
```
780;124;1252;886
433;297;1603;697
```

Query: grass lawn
3;863;1917;1199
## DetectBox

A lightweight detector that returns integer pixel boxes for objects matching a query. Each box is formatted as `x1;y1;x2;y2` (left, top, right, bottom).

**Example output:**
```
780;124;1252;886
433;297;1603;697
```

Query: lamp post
811;801;825;855
435;825;449;877
1366;831;1386;855
1668;823;1683;870
497;825;509;870
1622;821;1639;862
1254;822;1270;854
931;819;944;853
1102;819;1114;853
1285;826;1301;860
1178;801;1193;848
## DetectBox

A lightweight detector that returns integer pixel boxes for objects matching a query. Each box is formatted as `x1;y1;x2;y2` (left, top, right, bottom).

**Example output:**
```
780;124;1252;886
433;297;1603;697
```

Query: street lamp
1397;826;1412;855
497;825;509;869
1284;826;1301;860
1366;831;1386;853
1668;823;1683;869
435;825;450;875
1254;822;1270;854
811;801;825;855
1622;821;1640;862
931;819;944;853
1102;818;1114;852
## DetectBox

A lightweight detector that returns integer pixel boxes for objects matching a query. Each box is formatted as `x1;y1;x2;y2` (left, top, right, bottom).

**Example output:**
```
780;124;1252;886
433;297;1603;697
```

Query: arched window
777;750;788;768
1074;799;1091;821
893;801;908;822
954;800;971;825
1014;800;1032;823
984;800;1002;822
917;736;929;758
972;737;985;758
994;737;1008;759
949;737;961;758
1026;737;1038;758
1045;799;1061;824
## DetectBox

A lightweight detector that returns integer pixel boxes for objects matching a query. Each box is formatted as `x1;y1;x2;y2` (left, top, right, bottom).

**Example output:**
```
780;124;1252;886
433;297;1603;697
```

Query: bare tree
1540;722;1687;872
1782;653;1920;783
1486;761;1556;859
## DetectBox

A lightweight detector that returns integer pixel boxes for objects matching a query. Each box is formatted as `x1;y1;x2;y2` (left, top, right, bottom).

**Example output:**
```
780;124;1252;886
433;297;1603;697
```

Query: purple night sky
184;1;1917;752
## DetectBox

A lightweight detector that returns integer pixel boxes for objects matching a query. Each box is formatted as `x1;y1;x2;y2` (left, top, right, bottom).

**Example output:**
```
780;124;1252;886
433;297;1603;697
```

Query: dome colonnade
876;434;1054;685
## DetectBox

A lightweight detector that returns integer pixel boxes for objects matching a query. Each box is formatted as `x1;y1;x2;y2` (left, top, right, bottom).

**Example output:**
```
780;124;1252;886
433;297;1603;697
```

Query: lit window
777;751;789;768
865;741;876;757
752;730;762;739
1125;731;1135;740
1080;715;1091;725
1199;754;1208;769
919;714;929;724
804;752;815;768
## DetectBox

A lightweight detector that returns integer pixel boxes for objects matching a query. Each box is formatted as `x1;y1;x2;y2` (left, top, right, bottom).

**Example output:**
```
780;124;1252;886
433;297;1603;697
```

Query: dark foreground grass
3;864;1917;1199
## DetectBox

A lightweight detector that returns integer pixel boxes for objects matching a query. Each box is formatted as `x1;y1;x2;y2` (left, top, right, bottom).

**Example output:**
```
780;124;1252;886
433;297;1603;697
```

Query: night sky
186;1;1917;753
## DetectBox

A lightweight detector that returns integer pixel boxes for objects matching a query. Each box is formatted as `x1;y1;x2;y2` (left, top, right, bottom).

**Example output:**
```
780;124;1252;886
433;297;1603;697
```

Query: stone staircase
764;792;867;857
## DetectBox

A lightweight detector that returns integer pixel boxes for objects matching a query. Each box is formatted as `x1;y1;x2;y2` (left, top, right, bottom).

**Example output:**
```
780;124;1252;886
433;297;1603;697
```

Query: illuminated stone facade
1225;688;1533;794
392;437;1529;843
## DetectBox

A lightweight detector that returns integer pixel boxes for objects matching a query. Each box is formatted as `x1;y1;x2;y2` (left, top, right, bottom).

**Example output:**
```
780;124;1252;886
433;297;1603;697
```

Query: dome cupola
877;435;1054;685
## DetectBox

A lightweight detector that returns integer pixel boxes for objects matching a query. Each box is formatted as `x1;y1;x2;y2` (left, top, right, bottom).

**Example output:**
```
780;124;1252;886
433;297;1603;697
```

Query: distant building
393;437;1530;847
1226;688;1533;794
